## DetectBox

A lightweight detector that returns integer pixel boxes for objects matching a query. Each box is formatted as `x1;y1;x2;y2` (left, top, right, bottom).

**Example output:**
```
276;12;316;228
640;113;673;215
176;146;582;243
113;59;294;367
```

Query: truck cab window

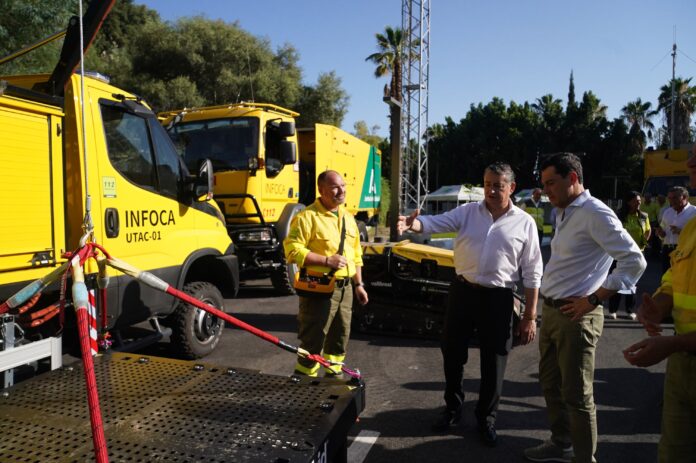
102;104;157;190
149;120;183;199
264;122;284;177
168;117;259;173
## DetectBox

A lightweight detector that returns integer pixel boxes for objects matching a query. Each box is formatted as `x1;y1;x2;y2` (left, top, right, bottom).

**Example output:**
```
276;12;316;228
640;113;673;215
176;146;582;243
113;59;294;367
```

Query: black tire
270;252;298;295
357;220;369;242
170;281;225;359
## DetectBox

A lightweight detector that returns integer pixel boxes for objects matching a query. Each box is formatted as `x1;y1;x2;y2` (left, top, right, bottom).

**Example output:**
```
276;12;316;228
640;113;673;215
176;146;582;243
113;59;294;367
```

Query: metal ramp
0;352;364;462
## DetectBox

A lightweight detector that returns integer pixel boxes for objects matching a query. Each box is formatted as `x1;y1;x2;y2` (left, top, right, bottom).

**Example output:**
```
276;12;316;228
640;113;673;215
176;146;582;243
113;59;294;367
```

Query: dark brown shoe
431;407;461;432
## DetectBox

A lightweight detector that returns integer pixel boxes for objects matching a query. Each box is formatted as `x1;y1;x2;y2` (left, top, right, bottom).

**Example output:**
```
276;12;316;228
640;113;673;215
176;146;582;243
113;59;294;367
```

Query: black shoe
478;422;497;447
431;407;461;432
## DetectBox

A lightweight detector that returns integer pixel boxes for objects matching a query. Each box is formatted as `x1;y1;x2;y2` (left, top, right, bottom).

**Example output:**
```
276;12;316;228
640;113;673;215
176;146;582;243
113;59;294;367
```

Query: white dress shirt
541;190;646;299
419;201;542;289
659;204;696;246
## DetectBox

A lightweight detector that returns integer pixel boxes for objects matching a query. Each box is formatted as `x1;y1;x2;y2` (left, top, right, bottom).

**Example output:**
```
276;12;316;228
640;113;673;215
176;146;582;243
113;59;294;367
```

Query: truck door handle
105;208;119;238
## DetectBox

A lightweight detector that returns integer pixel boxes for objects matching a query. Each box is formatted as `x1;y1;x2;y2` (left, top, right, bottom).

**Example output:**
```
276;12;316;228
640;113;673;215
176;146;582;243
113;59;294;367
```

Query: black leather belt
335;278;350;289
456;275;484;289
543;296;570;309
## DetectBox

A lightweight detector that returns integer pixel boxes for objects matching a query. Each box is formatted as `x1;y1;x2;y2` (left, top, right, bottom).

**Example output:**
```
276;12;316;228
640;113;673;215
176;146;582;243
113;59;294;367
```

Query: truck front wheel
270;253;298;295
170;281;225;359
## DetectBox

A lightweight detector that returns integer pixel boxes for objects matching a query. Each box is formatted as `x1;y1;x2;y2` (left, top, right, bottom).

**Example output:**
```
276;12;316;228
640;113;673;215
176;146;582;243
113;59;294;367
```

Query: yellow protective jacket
656;216;696;334
283;199;362;279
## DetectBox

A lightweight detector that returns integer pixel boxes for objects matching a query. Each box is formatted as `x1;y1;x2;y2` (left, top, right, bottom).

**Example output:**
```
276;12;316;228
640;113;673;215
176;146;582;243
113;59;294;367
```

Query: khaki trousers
538;301;603;463
295;284;353;375
659;351;696;463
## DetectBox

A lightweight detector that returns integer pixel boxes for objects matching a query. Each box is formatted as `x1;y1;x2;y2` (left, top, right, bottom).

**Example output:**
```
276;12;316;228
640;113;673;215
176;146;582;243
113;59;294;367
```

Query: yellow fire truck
161;103;381;294
643;147;695;199
0;17;238;366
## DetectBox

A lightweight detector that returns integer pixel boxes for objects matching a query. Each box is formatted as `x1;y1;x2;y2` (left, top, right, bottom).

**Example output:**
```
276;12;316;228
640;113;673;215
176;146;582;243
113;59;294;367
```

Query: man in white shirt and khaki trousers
398;162;543;447
524;153;647;463
656;185;696;272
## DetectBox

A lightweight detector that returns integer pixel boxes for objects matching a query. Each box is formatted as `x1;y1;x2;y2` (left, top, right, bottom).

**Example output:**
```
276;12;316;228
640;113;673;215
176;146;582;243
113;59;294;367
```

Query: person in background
284;170;369;377
398;162;542;448
656;186;696;272
657;193;668;220
521;187;545;245
640;193;662;257
624;150;696;462
524;153;646;463
608;191;651;320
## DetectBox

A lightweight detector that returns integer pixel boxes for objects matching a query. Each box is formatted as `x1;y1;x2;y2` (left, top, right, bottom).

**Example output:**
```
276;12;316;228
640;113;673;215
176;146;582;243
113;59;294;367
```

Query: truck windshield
644;176;696;197
168;117;259;172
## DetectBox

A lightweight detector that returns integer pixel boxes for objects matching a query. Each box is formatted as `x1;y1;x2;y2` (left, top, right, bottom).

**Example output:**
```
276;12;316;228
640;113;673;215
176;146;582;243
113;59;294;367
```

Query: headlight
237;230;273;242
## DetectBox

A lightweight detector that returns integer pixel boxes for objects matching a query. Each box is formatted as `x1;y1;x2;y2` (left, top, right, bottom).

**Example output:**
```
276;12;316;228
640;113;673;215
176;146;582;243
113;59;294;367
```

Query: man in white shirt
656;186;696;271
397;162;542;447
524;153;646;463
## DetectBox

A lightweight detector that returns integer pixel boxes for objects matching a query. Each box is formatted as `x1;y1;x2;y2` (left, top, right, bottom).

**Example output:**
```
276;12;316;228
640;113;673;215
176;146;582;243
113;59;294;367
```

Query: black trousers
662;245;677;272
441;279;514;426
608;292;635;314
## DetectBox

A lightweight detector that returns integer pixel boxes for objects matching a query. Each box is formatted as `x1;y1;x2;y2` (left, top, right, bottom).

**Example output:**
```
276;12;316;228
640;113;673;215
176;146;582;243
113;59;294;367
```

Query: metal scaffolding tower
401;0;430;211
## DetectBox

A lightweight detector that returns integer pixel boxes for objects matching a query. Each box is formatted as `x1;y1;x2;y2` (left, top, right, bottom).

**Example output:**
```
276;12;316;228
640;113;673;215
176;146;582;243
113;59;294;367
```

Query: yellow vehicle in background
643;147;696;200
161;103;381;294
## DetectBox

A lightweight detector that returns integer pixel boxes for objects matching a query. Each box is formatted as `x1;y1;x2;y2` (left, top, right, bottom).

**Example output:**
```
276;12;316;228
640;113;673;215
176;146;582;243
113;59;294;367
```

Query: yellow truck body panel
643;148;695;202
0;94;65;282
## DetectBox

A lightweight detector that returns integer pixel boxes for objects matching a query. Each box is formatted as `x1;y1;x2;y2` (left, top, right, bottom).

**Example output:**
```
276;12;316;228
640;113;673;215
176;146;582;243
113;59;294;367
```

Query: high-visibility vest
658;216;696;334
523;199;544;232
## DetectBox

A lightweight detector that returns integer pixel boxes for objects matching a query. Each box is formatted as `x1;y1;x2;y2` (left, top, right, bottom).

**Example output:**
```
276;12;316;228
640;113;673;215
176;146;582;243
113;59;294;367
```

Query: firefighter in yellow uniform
521;188;545;245
284;170;369;376
624;152;696;462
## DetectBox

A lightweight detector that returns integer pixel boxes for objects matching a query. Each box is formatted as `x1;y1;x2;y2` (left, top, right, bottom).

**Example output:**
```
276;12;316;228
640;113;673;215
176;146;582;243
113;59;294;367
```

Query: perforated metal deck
0;353;364;463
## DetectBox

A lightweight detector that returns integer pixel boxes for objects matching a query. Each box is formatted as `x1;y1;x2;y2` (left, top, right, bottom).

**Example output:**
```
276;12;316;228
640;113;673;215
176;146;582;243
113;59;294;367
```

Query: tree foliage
295;71;349;127
425;75;665;200
657;77;696;148
1;0;348;127
0;0;74;74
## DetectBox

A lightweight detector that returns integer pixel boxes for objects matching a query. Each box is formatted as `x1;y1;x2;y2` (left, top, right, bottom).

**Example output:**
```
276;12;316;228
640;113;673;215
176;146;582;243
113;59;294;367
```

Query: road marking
347;430;380;463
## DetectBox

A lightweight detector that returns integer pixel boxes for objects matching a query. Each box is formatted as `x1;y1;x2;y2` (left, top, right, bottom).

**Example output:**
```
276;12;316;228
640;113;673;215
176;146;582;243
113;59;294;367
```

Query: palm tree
657;77;696;148
532;94;564;129
365;26;418;102
365;26;419;240
621;98;656;139
621;98;656;153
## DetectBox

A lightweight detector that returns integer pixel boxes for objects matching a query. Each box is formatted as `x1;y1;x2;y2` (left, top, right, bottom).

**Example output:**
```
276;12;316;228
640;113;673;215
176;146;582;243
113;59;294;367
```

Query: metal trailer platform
0;352;365;463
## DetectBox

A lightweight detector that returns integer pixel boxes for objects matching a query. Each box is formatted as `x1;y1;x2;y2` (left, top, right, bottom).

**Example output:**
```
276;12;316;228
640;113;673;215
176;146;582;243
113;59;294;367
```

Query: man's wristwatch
587;293;600;307
354;282;365;288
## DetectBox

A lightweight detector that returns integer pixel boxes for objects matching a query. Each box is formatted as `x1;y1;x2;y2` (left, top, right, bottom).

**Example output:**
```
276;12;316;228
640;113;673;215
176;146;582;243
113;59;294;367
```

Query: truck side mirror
279;121;295;138
195;158;214;201
281;140;296;165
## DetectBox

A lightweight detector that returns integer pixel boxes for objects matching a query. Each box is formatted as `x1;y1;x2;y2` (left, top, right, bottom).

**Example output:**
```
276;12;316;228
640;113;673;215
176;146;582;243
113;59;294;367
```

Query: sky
136;0;696;137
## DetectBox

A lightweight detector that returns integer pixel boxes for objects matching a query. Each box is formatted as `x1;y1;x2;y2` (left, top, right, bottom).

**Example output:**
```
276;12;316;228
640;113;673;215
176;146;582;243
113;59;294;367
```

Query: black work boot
478;421;497;447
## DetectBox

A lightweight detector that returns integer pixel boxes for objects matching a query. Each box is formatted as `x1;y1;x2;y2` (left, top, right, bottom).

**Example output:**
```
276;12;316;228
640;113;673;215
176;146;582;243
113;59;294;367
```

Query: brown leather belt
543;297;571;309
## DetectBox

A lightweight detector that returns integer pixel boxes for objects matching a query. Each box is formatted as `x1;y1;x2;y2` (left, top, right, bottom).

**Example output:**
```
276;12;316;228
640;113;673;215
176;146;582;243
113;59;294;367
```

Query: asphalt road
168;246;664;463
133;247;667;463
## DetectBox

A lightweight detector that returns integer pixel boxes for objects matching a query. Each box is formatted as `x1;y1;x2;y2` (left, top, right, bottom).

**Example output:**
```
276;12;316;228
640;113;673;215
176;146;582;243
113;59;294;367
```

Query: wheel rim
193;297;222;344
